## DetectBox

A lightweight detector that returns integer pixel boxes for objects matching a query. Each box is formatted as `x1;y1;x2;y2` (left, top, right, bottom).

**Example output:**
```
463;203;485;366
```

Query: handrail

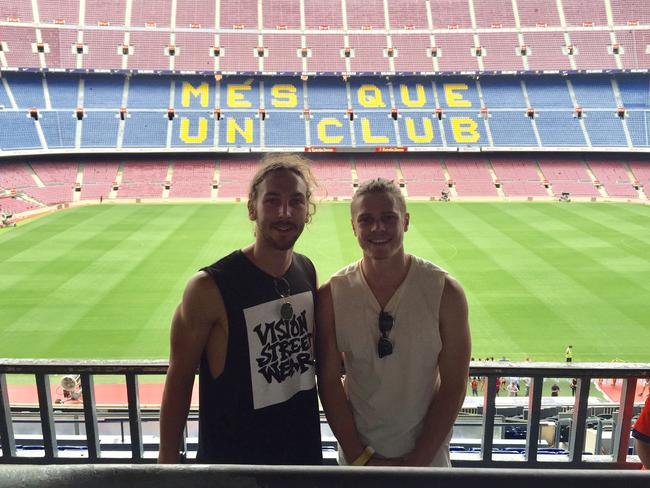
0;465;648;488
0;360;648;467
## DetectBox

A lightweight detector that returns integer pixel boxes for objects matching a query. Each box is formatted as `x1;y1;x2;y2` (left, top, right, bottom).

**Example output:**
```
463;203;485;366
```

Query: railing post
525;375;543;463
613;377;637;464
569;376;590;464
35;373;58;460
81;373;100;460
0;374;16;459
481;374;497;462
126;373;144;461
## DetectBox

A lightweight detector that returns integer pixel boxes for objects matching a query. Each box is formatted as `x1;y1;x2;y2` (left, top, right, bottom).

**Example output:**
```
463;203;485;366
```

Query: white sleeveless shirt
330;255;451;467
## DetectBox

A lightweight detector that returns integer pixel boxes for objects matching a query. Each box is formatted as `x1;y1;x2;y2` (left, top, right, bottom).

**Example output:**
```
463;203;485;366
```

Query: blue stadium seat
171;112;215;147
617;75;649;109
0;112;41;149
264;111;307;147
173;76;216;110
46;74;79;109
535;112;586;146
84;75;123;109
571;76;617;108
583;112;628;146
525;77;573;109
349;77;391;111
122;112;169;147
353;112;398;146
397;112;443;147
218;112;260;147
4;73;46;109
309;113;352;147
128;76;171;109
480;78;527;108
625;112;650;147
0;80;12;109
219;77;260;110
489;112;537;146
307;78;348;109
393;78;436;110
264;78;304;110
40;111;76;148
442;112;488;147
437;78;481;109
81;112;120;147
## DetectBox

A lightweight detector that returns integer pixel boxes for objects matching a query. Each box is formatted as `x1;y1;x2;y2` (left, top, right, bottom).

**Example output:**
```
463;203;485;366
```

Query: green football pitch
0;201;648;362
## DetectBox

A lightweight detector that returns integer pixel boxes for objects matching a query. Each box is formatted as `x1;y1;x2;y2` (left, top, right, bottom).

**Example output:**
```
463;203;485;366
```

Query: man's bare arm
402;275;471;466
157;272;226;463
636;438;650;469
315;283;367;464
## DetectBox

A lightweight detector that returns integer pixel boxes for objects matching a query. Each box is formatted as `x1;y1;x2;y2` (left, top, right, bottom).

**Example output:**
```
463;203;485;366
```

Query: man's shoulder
410;254;448;276
202;250;244;275
292;251;316;270
330;261;360;280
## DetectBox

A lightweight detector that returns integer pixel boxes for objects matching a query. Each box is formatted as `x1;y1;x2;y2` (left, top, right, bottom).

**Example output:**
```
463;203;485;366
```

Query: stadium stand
84;0;126;26
130;0;172;28
82;30;126;69
387;0;428;30
490;157;548;198
434;33;480;72
610;0;650;26
0;196;37;213
117;160;169;199
629;160;650;188
264;34;303;73
537;158;600;197
473;0;517;28
0;162;36;188
585;158;639;199
353;156;398;182
310;158;353;198
221;0;258;29
444;157;498;197
429;1;472;29
263;0;301;30
398;156;449;198
127;32;171;70
79;161;118;200
168;160;215;198
479;33;525;71
175;0;215;29
0;71;648;151
216;158;258;198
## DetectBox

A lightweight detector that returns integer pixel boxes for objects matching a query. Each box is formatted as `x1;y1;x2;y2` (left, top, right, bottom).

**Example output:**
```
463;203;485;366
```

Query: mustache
271;222;298;229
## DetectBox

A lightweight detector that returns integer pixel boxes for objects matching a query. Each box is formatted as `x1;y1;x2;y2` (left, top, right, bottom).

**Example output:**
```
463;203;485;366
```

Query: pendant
280;302;294;321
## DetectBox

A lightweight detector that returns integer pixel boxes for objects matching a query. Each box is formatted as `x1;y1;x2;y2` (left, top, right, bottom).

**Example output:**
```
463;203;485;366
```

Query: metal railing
0;359;648;467
1;465;649;488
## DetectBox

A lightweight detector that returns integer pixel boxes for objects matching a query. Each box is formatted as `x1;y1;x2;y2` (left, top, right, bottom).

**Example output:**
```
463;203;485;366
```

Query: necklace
273;277;294;321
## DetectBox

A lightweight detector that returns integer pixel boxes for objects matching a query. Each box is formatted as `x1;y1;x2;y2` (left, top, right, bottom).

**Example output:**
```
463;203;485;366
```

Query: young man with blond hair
159;153;322;465
316;178;471;467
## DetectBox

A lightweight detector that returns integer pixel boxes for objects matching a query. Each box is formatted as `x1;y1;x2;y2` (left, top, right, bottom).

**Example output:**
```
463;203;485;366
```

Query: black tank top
197;250;323;465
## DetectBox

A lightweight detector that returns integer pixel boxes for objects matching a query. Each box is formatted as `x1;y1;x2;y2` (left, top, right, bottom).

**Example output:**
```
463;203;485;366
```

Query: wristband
351;446;375;466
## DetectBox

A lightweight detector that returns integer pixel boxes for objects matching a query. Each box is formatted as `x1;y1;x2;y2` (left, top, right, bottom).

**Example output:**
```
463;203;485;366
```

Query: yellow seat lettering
451;118;480;143
227;118;254;143
444;83;472;107
271;84;298;108
179;117;208;143
405;117;434;143
317;118;344;144
358;85;386;108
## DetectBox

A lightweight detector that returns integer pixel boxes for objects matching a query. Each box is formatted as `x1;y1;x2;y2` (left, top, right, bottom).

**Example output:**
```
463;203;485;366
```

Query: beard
258;221;305;251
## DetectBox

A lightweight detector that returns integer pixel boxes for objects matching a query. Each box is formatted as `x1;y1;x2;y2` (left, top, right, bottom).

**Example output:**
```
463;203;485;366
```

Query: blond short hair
351;178;406;215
